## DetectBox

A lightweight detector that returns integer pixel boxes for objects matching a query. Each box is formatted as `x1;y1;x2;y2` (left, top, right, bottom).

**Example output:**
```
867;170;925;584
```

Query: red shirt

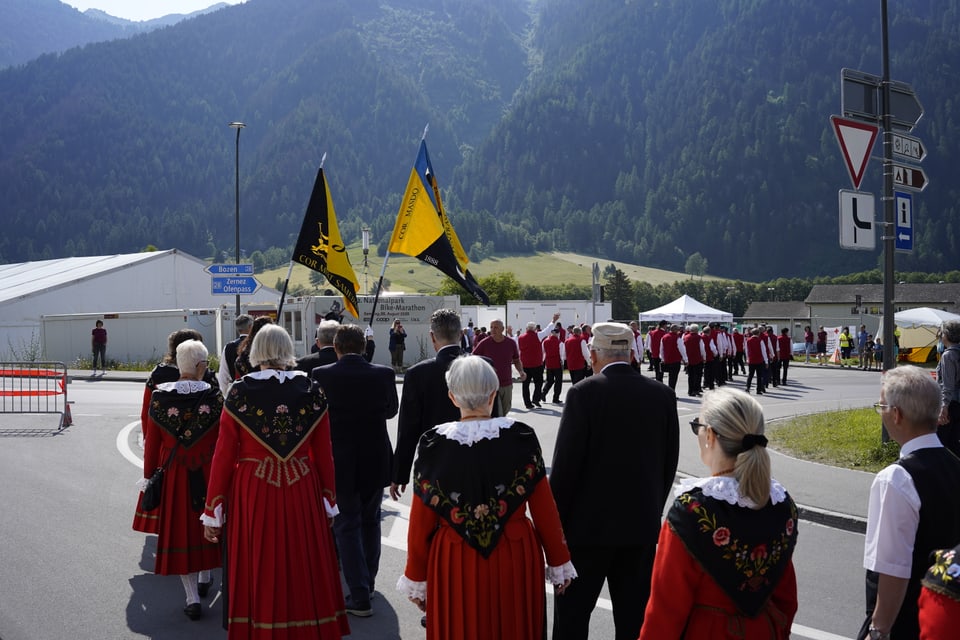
661;332;682;364
542;335;563;369
473;337;520;387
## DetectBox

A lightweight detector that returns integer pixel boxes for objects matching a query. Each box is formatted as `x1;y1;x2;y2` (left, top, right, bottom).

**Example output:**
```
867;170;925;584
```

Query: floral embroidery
676;491;797;593
924;546;960;603
416;451;544;555
226;378;327;460
167;407;179;417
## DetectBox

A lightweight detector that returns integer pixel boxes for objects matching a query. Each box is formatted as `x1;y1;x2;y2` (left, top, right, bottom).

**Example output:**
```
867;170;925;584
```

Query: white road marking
117;420;142;467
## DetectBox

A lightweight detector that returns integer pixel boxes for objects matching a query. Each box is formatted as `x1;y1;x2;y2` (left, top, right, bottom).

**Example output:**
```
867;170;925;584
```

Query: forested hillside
1;0;958;281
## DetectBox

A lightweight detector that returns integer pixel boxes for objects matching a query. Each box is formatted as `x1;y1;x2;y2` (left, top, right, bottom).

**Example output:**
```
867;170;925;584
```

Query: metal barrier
0;362;71;430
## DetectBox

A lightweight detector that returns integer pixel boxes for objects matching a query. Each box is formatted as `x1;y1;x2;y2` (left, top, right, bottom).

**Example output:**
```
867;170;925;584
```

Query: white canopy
638;294;733;324
894;307;960;329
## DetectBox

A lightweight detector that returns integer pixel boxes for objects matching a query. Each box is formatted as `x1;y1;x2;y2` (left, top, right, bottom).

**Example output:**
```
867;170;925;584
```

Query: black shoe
553;399;563;405
345;597;372;617
198;581;212;598
183;603;202;621
524;404;535;409
532;401;542;408
421;615;428;628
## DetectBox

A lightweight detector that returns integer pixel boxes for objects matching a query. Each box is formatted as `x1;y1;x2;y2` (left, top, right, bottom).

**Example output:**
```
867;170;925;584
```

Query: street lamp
361;225;370;294
229;121;245;316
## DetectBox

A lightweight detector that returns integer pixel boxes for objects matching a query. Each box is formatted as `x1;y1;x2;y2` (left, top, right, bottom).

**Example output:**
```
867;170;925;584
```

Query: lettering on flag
292;167;360;318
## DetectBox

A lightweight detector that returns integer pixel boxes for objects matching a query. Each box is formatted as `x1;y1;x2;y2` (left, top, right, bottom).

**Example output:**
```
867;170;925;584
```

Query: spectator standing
398;356;575;639
640;388;799;638
390;309;464;502
217;314;251;391
389;319;407;372
473;319;526;414
935;320;960;457
550;323;679;640
202;325;349;639
839;327;853;367
817;326;828;366
803;325;815;364
858;366;960;639
312;325;399;617
541;327;566;405
91;319;108;375
859;324;870;370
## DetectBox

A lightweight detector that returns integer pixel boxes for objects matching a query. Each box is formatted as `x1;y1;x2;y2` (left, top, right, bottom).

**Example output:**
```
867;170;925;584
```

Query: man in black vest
295;319;339;373
860;365;960;640
216;314;251;390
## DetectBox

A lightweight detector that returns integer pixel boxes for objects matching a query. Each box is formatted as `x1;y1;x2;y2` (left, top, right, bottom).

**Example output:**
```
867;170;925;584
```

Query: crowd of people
128;310;960;639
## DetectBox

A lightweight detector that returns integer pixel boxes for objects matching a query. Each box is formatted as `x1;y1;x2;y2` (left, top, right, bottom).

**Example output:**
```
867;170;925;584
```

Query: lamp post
229;121;245;316
361;225;370;294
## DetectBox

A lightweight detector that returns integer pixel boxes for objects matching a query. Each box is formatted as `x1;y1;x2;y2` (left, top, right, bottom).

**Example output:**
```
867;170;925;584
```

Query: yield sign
830;115;879;190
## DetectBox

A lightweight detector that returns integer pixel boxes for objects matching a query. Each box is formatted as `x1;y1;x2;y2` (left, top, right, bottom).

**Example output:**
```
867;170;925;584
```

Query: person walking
541;327;566;405
744;328;769;395
640;388;799;638
564;326;590;385
312;324;399;617
472;319;526;414
202;324;349;638
397;356;576;640
659;324;687;392
550;323;679;640
91;319;107;375
646;320;668;382
857;366;960;640
936;320;960;457
683;324;705;398
136;339;223;620
518;321;550;409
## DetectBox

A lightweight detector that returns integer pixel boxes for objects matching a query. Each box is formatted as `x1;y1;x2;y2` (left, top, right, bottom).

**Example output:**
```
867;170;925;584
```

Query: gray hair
445;356;499;412
431;308;462;345
941;319;960;345
175;339;208;373
316;319;340;345
250;324;297;369
525;321;537;332
235;314;253;332
701;387;771;508
882;365;940;429
688;323;700;333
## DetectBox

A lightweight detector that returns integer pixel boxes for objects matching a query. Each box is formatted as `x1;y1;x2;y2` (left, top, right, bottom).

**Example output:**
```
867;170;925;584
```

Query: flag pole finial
421;124;429;141
319;152;327;168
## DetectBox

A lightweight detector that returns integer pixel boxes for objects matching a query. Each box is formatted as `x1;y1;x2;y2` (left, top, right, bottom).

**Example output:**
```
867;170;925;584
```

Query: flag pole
278;153;328;323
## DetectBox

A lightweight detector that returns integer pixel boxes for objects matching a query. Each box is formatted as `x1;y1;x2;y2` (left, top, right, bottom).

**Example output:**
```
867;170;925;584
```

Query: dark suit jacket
550;362;679;548
311;354;398;496
295;346;337;373
392;344;463;485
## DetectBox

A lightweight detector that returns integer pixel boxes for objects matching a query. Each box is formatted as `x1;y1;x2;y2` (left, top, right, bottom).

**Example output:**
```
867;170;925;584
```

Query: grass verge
767;407;900;474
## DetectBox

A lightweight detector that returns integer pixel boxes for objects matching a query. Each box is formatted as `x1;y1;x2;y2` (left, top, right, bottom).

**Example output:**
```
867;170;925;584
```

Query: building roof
742;301;810;319
0;251;174;306
805;283;960;305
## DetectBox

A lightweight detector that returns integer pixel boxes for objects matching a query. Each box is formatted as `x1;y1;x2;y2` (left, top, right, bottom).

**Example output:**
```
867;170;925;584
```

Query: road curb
797;504;867;534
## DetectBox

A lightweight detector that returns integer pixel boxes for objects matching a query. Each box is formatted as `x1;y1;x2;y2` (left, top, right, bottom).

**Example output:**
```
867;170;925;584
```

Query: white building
0;250;280;363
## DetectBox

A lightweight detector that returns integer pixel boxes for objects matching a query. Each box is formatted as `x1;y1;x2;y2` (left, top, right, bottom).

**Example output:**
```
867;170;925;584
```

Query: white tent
638;294;733;324
894;307;960;329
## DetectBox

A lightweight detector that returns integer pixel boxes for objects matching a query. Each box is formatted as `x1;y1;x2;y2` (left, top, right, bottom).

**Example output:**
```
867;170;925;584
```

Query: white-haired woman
202;324;349;639
398;355;576;639
640;387;799;639
137;339;223;620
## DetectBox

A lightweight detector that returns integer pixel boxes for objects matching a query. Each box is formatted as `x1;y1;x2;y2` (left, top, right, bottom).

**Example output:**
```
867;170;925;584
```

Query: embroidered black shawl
922;543;960;603
668;486;798;617
148;383;223;449
413;421;546;559
224;374;328;460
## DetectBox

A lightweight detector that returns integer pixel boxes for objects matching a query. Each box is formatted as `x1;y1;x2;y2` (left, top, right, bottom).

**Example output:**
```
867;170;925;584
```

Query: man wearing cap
550;322;679;640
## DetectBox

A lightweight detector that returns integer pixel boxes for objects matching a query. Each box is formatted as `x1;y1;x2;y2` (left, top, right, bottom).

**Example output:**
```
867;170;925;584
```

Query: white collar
675;475;788;508
245;369;306;384
434;417;516;446
156;379;211;394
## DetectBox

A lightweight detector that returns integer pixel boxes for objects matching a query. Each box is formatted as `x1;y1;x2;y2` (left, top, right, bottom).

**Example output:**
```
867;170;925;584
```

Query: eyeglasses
873;402;891;414
689;418;707;436
196;360;209;367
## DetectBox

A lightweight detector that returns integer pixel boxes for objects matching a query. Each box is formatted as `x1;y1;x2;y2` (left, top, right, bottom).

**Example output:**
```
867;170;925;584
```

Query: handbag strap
159;442;180;471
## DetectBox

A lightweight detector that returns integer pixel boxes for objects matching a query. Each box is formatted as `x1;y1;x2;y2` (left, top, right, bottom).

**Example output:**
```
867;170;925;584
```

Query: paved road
0;363;884;639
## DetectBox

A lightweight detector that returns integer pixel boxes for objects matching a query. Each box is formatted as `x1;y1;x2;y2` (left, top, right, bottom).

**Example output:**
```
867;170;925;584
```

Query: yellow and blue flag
292;167;361;318
388;140;490;304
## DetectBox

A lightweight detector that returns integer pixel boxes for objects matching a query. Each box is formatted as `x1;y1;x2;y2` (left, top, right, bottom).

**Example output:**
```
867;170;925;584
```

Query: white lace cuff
135;477;149;492
324;498;339;518
396;574;427;601
200;503;224;527
546;560;578;584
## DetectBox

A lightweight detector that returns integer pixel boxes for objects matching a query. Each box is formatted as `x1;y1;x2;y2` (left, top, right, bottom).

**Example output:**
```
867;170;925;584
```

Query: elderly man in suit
312;324;398;617
550;322;679;640
295;319;339;373
390;308;464;501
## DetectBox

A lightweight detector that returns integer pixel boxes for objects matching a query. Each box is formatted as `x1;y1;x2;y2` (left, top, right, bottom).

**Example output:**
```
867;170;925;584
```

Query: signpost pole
880;0;894;441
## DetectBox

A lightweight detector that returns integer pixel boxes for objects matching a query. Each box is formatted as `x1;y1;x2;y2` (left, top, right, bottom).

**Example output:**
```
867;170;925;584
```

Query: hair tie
741;434;768;451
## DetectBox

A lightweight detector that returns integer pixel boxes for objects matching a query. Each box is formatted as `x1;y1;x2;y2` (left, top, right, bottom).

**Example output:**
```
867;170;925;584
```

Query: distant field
260;247;712;295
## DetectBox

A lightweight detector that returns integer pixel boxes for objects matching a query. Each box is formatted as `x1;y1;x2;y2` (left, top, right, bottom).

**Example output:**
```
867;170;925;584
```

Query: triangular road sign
831;115;879;190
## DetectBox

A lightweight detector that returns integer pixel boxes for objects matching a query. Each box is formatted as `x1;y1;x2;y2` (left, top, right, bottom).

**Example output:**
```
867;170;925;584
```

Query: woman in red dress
398;355;576;639
133;329;218;535
137;339;223;620
203;324;349;640
919;542;960;639
640;388;798;639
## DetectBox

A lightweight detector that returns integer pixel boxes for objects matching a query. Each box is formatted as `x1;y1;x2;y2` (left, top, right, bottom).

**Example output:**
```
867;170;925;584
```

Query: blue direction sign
206;263;254;275
211;275;261;295
894;190;913;252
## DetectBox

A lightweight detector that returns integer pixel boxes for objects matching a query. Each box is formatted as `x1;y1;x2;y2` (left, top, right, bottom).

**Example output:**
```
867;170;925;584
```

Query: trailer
505;300;613;332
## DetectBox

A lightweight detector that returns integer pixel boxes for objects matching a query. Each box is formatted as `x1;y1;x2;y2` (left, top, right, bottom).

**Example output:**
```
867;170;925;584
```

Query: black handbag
140;443;179;511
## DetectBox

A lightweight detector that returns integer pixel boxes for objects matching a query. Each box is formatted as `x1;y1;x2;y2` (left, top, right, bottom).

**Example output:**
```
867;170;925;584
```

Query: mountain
0;0;233;69
0;0;957;281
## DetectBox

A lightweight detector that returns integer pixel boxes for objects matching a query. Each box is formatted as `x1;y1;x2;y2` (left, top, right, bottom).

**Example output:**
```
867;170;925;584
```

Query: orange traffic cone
62;402;73;428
